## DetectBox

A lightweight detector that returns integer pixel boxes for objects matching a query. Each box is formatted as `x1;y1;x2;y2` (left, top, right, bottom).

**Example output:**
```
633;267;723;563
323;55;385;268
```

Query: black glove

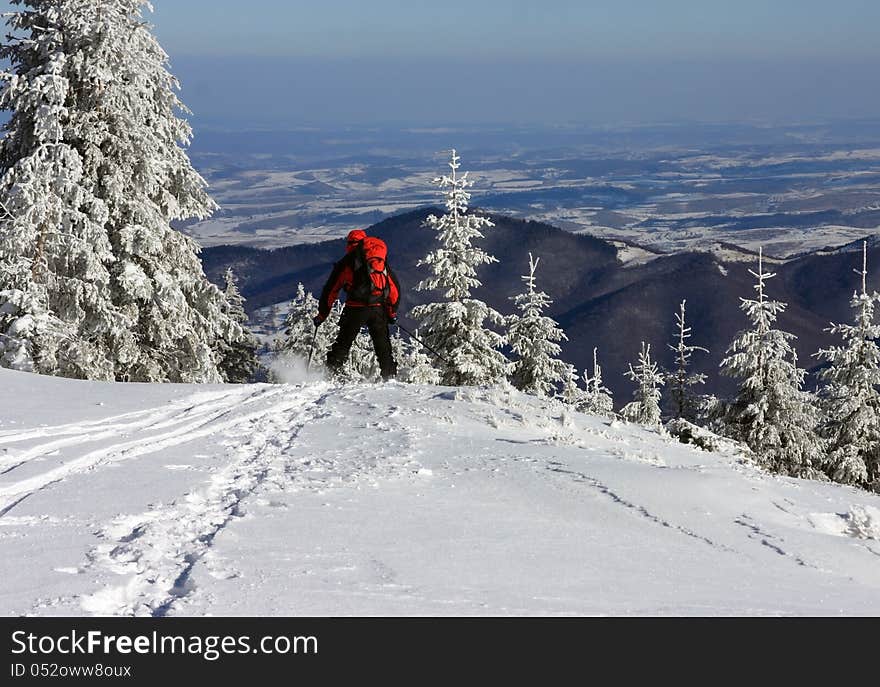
388;315;398;325
313;315;324;327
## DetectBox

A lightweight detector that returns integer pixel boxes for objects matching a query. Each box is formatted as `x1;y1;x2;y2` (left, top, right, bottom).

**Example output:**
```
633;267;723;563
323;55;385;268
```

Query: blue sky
1;1;879;126
149;0;879;61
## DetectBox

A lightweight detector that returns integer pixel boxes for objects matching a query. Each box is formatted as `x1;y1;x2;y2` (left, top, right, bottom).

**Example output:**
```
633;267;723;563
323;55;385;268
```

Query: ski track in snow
74;385;333;616
0;387;260;475
0;388;242;444
0;386;288;516
73;384;421;617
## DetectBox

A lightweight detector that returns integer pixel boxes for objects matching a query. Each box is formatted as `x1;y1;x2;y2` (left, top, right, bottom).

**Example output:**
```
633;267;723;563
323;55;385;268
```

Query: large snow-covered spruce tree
815;242;880;490
0;0;241;382
507;253;568;397
412;149;508;386
0;2;124;378
716;249;824;478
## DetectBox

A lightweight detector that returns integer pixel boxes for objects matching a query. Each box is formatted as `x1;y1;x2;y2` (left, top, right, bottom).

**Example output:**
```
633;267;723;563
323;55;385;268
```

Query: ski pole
306;323;318;371
396;323;450;365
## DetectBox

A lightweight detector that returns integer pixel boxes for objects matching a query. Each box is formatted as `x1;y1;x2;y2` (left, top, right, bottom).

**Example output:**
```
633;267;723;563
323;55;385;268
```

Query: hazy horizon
170;54;880;130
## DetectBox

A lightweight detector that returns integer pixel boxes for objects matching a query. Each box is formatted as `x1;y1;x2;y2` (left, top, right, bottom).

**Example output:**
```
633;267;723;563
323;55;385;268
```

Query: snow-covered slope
1;368;879;617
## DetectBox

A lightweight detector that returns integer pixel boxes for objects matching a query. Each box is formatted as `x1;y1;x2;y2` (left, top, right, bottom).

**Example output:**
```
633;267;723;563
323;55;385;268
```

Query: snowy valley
1;367;879;617
181;121;880;258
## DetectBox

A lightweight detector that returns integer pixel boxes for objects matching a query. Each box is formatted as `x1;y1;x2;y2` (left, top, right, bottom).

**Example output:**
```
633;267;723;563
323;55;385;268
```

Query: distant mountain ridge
200;209;880;400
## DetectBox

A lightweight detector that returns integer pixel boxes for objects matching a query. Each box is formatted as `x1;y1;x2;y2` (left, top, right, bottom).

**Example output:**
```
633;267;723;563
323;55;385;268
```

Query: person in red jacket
314;229;401;380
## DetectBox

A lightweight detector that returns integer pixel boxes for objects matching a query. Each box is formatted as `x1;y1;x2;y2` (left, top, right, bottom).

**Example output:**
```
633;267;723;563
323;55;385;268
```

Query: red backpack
349;237;391;305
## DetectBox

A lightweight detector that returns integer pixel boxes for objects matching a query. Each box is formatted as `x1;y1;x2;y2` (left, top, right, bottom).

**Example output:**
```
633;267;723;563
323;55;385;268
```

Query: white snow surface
1;368;879;617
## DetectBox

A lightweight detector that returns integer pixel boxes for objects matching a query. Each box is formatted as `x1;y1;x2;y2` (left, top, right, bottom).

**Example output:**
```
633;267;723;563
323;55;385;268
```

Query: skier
314;229;401;380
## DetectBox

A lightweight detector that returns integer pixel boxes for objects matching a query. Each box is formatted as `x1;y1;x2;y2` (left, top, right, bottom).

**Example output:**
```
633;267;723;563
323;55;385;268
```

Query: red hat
346;229;366;253
347;229;366;243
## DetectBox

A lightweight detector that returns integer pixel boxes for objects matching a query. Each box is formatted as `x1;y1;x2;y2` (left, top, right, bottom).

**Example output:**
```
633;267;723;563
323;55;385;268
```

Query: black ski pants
326;306;397;380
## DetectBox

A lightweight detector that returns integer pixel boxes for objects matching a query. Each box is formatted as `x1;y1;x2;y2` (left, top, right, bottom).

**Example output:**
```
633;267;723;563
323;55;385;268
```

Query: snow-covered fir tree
559;363;587;408
274;284;339;374
216;268;258;383
622;342;664;427
716;249;824;478
340;331;381;383
580;347;614;417
390;330;407;380
394;329;442;385
275;285;318;362
507;253;569;397
667;300;708;421
411;149;509;386
0;1;239;382
815;242;880;490
0;2;125;379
